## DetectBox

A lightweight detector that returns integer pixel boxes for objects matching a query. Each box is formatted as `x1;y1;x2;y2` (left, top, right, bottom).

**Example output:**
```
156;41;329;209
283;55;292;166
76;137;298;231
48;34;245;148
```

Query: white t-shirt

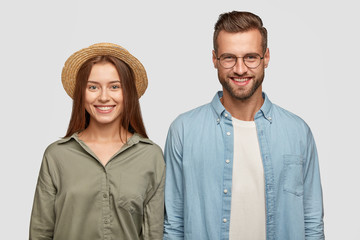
229;117;266;240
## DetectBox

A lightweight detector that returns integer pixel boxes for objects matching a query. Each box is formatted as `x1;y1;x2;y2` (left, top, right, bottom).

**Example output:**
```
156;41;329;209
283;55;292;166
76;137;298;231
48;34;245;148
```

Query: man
163;11;324;240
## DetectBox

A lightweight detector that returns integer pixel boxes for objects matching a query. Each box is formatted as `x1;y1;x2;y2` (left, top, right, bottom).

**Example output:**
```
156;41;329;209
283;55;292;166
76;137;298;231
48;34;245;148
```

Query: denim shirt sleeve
303;128;324;239
163;120;184;240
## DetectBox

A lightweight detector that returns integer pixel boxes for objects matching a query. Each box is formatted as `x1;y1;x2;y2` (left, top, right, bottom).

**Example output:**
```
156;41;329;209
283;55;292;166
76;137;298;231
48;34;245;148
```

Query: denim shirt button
223;189;228;194
223;218;227;223
225;159;230;164
226;132;231;136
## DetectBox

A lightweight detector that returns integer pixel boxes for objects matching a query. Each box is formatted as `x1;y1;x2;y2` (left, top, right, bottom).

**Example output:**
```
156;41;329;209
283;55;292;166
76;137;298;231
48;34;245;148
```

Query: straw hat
61;43;148;99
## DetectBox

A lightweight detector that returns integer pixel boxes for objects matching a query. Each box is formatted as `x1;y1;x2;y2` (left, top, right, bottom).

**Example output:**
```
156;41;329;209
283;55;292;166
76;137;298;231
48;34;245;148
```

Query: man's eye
221;55;236;61
244;55;258;61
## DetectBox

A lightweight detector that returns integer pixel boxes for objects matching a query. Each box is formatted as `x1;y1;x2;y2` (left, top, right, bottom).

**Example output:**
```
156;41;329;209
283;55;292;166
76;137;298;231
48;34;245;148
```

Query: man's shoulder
173;102;213;124
271;103;311;132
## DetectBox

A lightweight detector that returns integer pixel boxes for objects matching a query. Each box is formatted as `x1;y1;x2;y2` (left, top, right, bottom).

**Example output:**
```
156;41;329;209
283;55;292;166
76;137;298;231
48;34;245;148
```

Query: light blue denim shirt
163;91;324;240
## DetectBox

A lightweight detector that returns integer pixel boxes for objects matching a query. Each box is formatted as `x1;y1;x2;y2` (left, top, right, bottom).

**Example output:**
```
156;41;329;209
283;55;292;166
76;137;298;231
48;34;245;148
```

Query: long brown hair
64;56;148;139
213;11;268;54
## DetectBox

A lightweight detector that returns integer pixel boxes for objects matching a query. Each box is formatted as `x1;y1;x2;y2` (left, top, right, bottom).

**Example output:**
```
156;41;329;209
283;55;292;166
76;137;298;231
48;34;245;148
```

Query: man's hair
213;11;268;54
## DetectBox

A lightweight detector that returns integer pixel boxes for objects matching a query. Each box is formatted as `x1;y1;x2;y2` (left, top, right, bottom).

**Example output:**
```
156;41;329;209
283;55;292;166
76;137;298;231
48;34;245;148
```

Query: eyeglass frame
216;52;265;69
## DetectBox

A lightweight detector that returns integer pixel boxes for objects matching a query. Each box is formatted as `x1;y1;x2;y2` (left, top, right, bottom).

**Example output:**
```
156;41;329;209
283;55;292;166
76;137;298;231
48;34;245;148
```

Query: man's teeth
97;106;113;110
233;78;249;82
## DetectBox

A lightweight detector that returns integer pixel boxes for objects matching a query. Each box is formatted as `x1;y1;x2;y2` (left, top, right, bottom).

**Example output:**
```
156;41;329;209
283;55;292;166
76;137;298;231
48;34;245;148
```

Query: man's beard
219;72;264;101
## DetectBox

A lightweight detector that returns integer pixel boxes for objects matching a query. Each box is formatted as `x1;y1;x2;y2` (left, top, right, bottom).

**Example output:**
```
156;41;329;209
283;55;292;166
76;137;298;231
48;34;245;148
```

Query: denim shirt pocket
283;154;304;196
118;195;144;215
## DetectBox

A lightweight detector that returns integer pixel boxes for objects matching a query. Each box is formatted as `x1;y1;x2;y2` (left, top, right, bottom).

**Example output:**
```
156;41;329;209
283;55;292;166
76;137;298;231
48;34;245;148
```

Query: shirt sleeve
163;122;185;240
29;154;56;240
303;128;325;240
143;165;166;240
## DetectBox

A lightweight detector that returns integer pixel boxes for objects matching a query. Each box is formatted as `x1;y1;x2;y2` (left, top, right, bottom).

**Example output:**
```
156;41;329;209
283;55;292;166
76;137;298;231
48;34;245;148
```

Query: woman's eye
111;85;121;89
88;85;97;90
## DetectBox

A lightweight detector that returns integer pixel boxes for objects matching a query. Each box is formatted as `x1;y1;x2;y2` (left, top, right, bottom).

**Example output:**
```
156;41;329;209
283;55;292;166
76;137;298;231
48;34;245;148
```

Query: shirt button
217;118;220;123
226;132;231;136
103;193;108;198
225;113;228;117
224;189;228;194
223;218;227;223
104;219;109;224
225;159;230;164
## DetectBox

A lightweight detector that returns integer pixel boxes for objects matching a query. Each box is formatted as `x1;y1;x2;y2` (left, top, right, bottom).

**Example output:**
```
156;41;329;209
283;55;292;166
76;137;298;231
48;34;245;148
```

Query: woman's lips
94;105;115;113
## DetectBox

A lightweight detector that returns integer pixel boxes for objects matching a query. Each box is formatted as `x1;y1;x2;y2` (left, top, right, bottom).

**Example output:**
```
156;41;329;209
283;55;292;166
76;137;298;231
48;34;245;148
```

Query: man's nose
233;57;248;75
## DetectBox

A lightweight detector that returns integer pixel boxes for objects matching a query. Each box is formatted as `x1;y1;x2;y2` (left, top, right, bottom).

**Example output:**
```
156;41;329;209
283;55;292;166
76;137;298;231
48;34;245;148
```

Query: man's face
212;29;270;101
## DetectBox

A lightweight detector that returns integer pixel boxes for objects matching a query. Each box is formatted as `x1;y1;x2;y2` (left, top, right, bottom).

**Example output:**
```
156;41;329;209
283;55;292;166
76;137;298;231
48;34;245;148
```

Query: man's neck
221;89;264;121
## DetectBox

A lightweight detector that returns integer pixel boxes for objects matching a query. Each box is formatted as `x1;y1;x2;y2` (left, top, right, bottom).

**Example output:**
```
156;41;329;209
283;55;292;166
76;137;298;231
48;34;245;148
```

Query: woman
30;43;165;240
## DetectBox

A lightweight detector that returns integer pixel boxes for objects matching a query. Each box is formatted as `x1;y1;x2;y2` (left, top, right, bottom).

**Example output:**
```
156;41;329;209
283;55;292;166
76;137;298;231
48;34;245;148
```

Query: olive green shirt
30;133;165;240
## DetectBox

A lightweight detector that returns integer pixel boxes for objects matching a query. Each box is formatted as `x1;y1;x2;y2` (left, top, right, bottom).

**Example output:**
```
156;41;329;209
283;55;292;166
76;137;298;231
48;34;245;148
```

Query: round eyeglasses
217;53;264;69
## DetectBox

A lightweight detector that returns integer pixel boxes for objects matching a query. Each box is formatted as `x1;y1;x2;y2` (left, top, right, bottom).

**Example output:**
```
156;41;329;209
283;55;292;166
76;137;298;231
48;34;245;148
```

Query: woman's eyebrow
87;80;120;83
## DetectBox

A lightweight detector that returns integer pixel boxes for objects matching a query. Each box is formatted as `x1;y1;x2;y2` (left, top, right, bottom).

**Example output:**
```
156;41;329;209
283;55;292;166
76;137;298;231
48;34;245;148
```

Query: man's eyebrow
220;52;235;55
245;52;261;55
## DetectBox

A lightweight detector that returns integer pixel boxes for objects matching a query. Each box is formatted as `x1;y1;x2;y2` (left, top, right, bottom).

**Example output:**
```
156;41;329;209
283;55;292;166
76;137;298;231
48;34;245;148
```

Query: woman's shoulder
43;135;78;157
132;133;161;149
132;134;164;162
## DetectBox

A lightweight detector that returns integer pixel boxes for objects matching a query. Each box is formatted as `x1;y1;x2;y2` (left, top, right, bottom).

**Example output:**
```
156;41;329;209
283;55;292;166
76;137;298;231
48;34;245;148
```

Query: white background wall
1;0;358;239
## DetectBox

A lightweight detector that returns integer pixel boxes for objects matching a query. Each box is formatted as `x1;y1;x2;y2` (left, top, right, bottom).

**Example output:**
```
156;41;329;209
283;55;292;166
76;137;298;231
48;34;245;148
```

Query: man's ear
264;48;270;68
212;50;218;69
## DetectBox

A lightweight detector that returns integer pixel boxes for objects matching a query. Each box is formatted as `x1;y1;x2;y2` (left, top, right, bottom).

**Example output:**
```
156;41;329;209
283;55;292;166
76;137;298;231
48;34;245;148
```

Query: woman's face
84;62;124;126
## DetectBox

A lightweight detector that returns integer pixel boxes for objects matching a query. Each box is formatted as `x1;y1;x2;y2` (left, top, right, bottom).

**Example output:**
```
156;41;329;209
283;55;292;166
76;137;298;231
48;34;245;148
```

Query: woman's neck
79;120;130;143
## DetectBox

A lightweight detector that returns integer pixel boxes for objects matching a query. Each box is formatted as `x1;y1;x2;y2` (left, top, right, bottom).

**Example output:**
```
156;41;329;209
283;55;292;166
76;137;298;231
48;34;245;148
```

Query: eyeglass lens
219;53;262;69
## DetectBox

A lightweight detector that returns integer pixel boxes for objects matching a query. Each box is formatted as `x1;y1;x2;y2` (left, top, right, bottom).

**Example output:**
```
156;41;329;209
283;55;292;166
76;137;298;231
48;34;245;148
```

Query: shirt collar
58;132;153;145
128;133;154;145
211;91;273;122
57;134;75;144
210;91;226;119
255;92;273;122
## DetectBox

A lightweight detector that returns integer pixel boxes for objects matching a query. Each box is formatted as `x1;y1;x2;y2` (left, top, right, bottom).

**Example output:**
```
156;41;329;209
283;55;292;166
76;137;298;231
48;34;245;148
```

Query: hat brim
61;43;148;99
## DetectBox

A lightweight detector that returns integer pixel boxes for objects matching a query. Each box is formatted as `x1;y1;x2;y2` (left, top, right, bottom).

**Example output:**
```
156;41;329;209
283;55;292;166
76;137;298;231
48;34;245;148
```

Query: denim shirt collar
210;91;273;123
256;92;273;123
